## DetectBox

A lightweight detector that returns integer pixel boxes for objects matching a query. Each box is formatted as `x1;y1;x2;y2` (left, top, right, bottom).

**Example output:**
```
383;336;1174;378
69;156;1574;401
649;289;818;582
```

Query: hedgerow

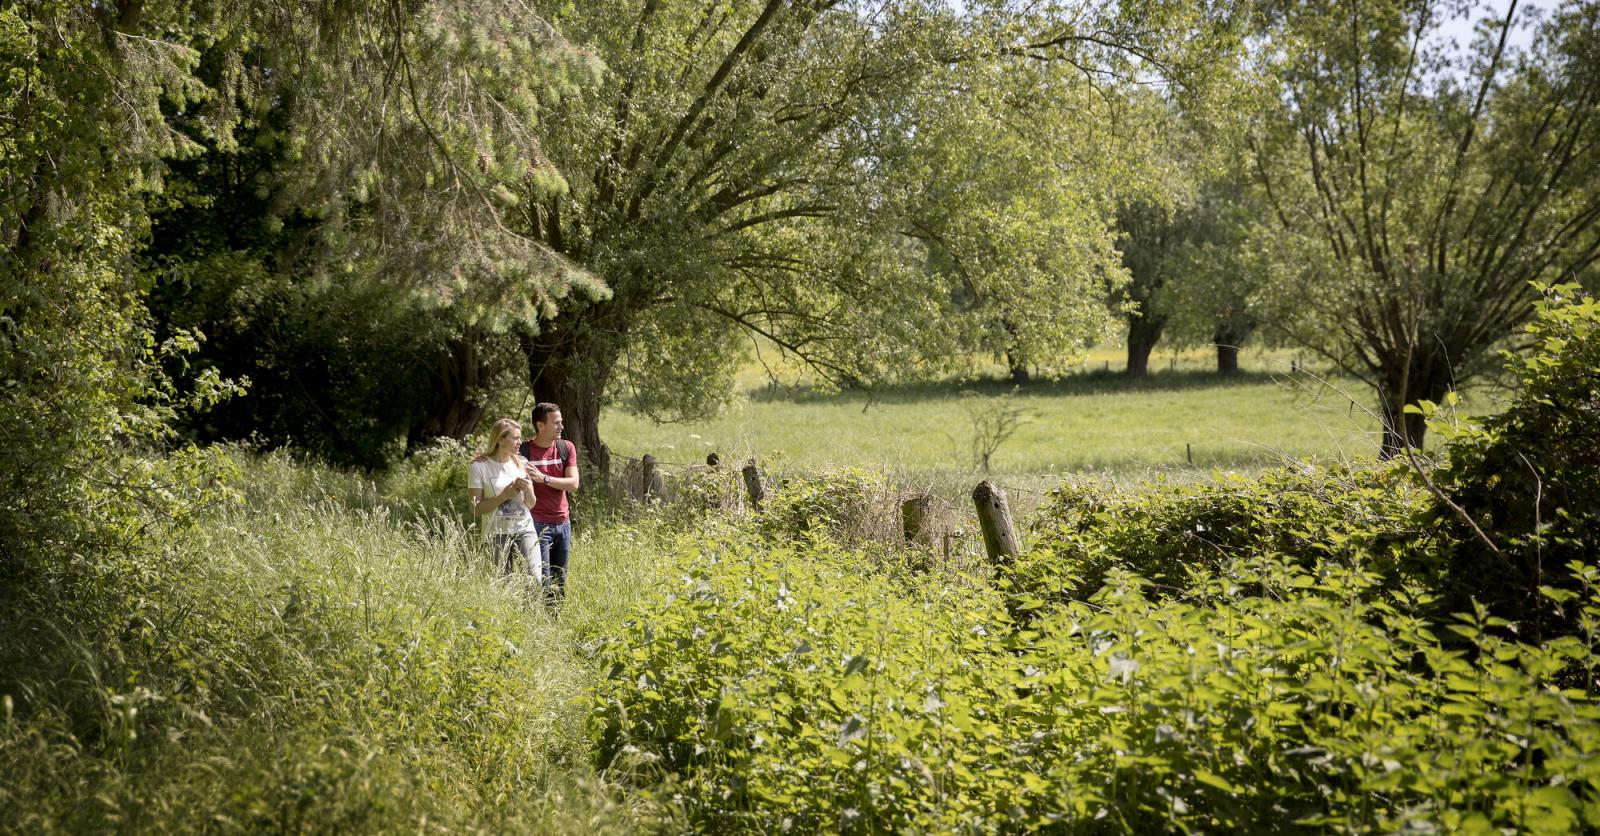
1013;462;1441;611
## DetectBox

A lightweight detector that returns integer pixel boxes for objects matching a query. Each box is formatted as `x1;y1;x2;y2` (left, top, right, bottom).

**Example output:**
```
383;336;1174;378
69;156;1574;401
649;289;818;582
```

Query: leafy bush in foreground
1428;285;1600;640
592;530;1600;832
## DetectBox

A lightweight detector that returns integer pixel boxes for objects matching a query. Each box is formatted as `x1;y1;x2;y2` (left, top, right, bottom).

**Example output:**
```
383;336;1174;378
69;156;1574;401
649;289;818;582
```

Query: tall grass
1;450;676;833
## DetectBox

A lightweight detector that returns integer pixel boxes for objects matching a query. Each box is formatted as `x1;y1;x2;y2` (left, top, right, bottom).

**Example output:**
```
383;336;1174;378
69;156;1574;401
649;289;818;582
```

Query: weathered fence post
641;454;657;502
742;459;765;511
902;493;935;546
972;481;1019;563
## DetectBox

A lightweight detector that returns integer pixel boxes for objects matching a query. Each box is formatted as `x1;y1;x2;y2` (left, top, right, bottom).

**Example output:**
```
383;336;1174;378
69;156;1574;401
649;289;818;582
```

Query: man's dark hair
531;402;561;427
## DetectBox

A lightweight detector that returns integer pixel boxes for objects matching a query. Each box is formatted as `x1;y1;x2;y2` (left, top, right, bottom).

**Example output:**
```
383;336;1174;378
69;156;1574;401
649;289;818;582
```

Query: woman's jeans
492;530;541;583
534;520;571;597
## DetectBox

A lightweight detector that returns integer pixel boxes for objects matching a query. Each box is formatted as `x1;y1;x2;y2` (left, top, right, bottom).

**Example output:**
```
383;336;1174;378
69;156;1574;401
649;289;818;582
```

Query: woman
467;418;540;581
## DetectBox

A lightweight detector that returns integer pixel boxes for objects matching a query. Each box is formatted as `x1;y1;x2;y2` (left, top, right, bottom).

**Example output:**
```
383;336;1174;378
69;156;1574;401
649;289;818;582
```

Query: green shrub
1426;285;1600;640
592;530;1600;832
1014;463;1441;610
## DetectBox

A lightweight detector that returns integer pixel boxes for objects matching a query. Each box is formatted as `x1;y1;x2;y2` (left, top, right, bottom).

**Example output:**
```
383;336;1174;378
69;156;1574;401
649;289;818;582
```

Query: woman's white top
468;456;536;538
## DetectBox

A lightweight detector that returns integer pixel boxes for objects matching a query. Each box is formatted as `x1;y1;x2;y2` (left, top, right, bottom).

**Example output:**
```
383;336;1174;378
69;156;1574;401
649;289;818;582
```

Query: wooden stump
972;480;1020;564
742;459;765;511
902;493;937;547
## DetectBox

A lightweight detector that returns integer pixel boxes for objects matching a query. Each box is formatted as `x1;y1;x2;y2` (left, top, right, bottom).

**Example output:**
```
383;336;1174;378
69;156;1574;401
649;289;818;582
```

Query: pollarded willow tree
516;0;1240;476
899;61;1215;384
1248;0;1600;455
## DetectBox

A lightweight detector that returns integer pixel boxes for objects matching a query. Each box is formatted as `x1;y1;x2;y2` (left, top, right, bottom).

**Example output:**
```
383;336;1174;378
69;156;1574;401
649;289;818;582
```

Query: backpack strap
520;439;572;471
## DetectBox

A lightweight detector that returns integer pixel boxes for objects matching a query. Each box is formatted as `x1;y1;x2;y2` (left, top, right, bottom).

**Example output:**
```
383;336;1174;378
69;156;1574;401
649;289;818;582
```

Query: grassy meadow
606;347;1397;512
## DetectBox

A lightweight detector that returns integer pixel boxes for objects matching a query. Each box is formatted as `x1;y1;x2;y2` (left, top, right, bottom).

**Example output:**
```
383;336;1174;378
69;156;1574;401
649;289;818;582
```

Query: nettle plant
590;530;1023;831
592;527;1600;831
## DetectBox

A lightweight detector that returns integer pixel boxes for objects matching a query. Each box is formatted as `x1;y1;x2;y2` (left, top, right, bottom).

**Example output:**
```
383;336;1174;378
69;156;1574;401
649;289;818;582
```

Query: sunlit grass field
606;347;1403;509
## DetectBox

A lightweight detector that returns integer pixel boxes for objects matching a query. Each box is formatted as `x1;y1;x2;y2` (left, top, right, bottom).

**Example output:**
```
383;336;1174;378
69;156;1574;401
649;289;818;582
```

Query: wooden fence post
972;481;1020;563
902;493;935;546
641;454;657;502
742;459;765;510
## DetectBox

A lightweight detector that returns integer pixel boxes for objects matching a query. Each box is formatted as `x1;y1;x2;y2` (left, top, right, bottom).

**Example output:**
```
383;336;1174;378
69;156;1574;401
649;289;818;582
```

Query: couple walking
468;403;578;600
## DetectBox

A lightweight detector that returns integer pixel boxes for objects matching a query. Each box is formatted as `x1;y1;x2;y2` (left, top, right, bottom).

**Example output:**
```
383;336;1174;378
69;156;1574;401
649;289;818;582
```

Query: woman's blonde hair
476;418;523;461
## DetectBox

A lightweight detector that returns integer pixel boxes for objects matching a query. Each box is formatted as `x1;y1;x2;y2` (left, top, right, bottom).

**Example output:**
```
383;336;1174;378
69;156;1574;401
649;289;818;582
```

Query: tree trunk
1125;312;1166;378
1376;360;1453;459
519;320;622;485
1215;342;1239;375
408;336;488;449
1006;350;1031;385
1001;315;1029;384
1378;402;1431;459
1212;319;1253;375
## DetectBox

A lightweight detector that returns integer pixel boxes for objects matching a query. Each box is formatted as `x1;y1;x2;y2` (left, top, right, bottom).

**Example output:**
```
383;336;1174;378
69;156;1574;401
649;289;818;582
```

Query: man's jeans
534;520;571;596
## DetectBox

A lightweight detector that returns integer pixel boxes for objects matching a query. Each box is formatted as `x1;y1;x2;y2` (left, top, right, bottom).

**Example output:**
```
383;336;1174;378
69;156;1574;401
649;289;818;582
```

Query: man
520;402;579;601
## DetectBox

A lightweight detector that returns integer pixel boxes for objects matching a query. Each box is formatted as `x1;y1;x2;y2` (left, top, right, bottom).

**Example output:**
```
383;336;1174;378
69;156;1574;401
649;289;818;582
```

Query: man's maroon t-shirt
521;439;572;523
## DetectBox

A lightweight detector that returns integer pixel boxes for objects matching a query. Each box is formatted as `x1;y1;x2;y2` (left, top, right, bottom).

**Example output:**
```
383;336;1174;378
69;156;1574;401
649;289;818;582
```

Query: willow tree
894;63;1215;384
1249;0;1600;455
517;0;1237;475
